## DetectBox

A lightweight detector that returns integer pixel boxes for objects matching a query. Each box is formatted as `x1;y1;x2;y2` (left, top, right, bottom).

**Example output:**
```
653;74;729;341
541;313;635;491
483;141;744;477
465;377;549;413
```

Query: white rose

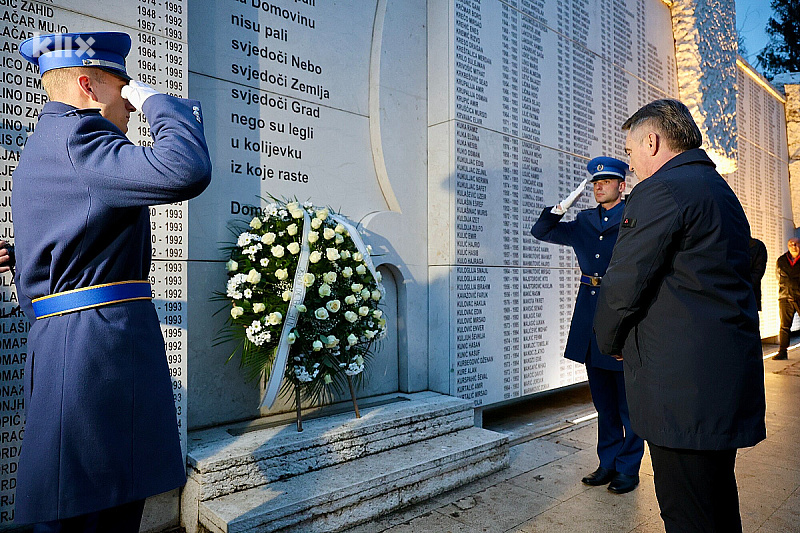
290;209;304;219
347;333;358;346
226;259;238;272
361;288;371;300
253;303;266;313
324;374;333;384
323;227;336;240
324;335;339;347
312;340;323;351
326;299;341;313
319;284;332;297
334;223;345;234
356;264;367;275
342;266;353;278
364;330;376;339
351;283;363;293
282;290;292;301
308;231;319;243
316;208;329;220
358;306;370;316
326;248;340;261
287;332;297;344
287;201;300;211
250;217;263;229
275;268;289;281
373;309;383;319
267;311;283;325
371;290;382;301
296;304;307;313
262;232;276;245
311;218;323;229
246;269;261;284
271;245;285;258
286;223;298;236
303;273;316;287
374;271;382;282
231;306;244;319
309;251;322;263
340;250;351;260
345;295;357;305
323;271;337;284
287;242;301;255
353;252;363;262
335;234;344;245
344;311;358;323
315;308;329;320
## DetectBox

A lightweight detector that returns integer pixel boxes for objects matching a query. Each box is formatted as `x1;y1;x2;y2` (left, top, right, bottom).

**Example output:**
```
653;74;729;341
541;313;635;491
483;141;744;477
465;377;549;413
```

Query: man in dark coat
594;99;766;533
775;237;800;360
531;156;644;495
12;32;212;530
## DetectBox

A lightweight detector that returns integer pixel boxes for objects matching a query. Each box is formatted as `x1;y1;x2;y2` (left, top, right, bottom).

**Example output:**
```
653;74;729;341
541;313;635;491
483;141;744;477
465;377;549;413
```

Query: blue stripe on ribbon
32;281;152;319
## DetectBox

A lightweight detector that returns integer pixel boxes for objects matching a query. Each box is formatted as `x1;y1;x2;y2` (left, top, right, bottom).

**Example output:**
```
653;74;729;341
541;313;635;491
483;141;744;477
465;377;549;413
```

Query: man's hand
551;179;588;215
611;354;623;361
121;81;161;110
0;241;14;274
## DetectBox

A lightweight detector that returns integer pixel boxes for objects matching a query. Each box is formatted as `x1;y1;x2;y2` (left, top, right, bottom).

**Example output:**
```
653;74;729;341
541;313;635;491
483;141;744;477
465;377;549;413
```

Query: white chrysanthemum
226;273;248;299
260;258;269;267
237;232;256;247
243;288;252;299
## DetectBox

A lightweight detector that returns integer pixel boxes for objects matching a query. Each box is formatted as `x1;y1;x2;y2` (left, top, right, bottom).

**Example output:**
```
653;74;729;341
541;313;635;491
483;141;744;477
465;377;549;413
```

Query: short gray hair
622;99;702;152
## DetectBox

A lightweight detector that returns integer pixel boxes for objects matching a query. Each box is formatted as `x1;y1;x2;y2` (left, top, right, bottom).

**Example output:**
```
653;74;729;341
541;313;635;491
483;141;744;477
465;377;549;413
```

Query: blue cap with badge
587;156;628;182
19;32;132;81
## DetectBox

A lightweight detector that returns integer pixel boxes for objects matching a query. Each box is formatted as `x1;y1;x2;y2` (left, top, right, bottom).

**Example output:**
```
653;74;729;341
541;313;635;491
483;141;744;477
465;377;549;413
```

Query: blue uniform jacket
11;94;211;523
531;204;623;371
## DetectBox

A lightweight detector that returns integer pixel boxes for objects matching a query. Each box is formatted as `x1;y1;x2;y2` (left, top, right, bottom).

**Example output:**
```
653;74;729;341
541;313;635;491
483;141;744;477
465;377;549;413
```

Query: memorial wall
0;0;793;528
428;0;679;406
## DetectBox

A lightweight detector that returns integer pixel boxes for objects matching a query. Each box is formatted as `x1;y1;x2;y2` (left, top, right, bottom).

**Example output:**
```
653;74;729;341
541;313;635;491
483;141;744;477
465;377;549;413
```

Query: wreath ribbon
260;209;312;409
330;214;386;298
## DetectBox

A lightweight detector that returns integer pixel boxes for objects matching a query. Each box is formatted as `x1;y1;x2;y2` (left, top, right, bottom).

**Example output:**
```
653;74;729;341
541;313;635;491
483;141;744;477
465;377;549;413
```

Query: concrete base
181;392;508;533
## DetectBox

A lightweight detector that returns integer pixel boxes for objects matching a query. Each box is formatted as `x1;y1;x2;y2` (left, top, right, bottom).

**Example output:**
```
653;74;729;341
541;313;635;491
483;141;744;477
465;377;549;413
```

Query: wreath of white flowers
220;199;386;403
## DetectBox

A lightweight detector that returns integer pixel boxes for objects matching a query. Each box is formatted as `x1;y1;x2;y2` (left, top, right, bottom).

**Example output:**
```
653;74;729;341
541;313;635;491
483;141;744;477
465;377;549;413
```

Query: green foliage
757;0;800;79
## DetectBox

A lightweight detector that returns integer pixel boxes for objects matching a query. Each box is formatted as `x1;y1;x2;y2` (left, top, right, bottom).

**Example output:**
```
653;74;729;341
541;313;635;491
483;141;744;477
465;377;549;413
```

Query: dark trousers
778;298;800;353
649;443;741;533
585;365;644;476
32;499;145;533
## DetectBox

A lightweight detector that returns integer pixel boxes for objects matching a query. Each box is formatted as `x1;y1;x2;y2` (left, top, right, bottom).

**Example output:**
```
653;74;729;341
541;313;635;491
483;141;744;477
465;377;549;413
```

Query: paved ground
345;342;800;533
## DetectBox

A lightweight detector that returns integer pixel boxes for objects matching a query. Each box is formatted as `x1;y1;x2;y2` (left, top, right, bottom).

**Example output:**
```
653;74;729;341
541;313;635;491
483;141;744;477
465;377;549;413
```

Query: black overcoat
594;149;766;450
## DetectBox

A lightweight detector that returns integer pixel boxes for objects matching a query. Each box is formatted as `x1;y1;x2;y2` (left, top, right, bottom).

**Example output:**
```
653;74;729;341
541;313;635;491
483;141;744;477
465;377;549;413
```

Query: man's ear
77;75;97;102
645;132;659;156
618;180;627;193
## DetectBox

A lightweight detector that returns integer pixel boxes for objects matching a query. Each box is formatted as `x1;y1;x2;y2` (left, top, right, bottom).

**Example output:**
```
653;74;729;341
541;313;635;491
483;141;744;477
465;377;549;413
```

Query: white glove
551;178;588;215
120;80;161;110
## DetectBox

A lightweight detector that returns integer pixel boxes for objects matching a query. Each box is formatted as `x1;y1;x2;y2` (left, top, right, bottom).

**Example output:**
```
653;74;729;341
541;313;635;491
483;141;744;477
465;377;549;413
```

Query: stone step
198;426;509;533
186;392;475;501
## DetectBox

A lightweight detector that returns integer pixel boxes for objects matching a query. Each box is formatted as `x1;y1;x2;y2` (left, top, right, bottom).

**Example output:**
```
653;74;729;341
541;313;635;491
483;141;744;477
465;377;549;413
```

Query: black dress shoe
608;473;639;494
581;466;617;486
774;351;788;360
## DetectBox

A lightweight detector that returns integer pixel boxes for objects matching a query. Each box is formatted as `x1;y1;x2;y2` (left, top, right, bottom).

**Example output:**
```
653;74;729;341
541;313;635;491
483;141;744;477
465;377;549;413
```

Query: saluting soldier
13;32;211;531
531;157;644;494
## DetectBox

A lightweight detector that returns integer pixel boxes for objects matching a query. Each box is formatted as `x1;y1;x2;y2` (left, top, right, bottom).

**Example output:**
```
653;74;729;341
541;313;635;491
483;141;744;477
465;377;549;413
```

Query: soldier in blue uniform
13;32;211;531
531;157;644;494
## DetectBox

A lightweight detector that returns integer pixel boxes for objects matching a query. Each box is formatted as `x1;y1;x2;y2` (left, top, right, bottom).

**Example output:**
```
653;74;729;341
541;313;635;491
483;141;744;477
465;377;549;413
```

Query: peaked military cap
587;156;628;182
20;32;132;81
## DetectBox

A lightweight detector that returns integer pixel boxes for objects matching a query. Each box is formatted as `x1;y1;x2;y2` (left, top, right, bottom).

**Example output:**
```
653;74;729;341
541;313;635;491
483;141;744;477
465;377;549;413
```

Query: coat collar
652;148;715;177
40;101;101;117
587;200;625;233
